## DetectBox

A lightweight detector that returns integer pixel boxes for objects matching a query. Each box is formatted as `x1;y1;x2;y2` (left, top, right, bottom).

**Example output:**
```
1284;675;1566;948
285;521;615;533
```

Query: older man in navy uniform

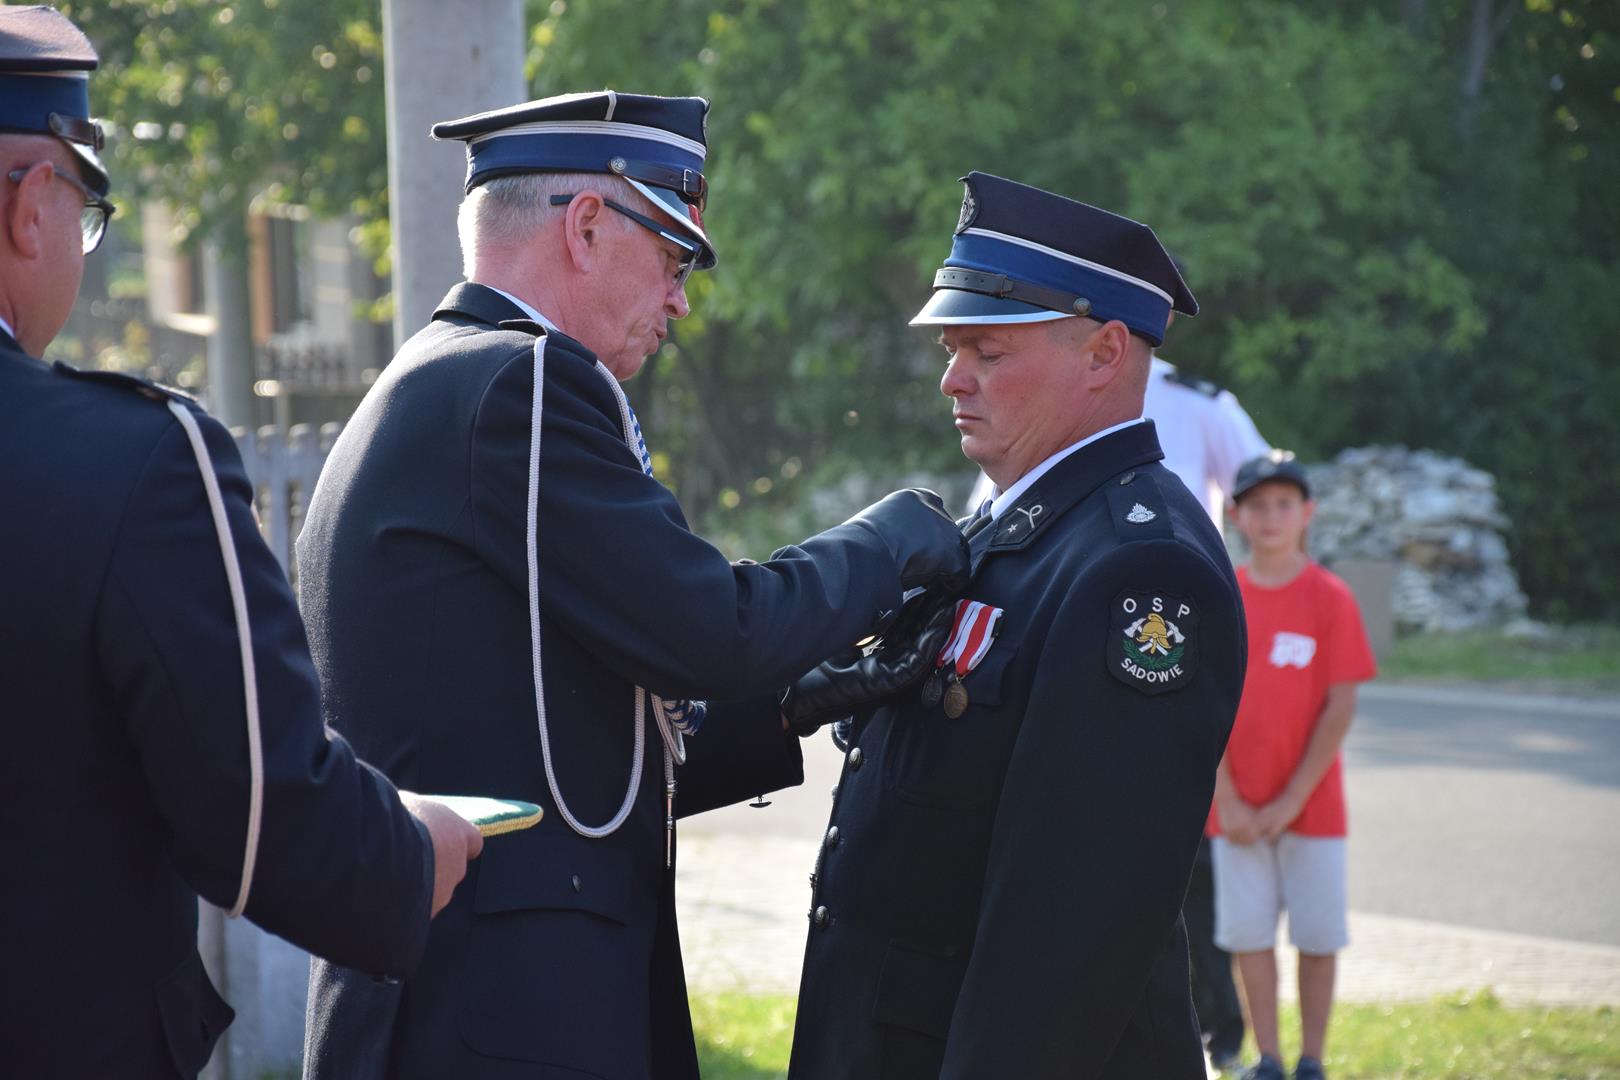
299;92;969;1079
784;174;1248;1078
0;9;483;1079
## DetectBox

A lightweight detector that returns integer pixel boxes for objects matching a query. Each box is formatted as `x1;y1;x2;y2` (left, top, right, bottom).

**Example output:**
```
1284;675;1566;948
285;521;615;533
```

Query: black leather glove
781;588;959;736
842;488;971;594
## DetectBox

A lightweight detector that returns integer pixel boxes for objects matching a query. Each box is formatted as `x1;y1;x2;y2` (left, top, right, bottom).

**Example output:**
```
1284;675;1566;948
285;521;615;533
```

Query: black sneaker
1241;1056;1286;1080
1293;1057;1327;1080
1210;1048;1244;1073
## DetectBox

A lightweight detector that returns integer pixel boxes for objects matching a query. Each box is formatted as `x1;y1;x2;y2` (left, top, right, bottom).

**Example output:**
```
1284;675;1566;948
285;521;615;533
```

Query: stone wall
1306;446;1529;634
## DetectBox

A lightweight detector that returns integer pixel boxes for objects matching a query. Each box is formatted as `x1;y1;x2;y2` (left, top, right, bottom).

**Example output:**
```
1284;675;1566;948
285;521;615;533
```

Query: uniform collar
481;285;562;334
971;419;1167;567
433;281;531;328
989;417;1147;520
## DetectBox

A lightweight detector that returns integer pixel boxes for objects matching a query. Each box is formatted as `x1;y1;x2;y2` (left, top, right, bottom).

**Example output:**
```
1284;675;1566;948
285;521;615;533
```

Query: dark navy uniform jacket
298;283;906;1080
790;422;1246;1079
0;331;432;1079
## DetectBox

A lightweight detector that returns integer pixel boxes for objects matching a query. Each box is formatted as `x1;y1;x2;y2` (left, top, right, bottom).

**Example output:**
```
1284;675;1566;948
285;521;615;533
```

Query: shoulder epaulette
1104;470;1176;541
51;361;198;406
1161;367;1224;399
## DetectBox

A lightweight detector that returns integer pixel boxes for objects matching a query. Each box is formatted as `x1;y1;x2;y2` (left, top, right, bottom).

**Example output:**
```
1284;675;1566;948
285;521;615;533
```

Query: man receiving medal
783;173;1249;1078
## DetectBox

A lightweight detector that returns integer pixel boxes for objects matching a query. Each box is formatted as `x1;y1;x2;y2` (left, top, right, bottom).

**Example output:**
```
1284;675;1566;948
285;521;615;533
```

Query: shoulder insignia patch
50;361;196;405
1108;590;1198;695
1105;472;1174;540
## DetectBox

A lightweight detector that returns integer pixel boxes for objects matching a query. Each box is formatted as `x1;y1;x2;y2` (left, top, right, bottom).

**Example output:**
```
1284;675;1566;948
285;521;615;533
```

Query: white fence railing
232;422;343;579
205;422;342;1080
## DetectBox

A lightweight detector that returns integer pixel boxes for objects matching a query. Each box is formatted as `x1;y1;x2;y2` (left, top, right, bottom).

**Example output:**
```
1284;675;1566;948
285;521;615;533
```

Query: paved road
677;680;1620;1002
1347;683;1620;946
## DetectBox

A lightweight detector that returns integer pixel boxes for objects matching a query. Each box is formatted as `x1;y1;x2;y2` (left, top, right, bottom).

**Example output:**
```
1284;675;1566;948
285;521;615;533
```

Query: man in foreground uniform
785;173;1248;1078
0;9;482;1078
299;92;969;1079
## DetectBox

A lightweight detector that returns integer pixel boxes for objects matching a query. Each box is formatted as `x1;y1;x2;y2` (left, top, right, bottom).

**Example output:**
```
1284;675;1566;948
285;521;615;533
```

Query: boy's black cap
1233;450;1310;502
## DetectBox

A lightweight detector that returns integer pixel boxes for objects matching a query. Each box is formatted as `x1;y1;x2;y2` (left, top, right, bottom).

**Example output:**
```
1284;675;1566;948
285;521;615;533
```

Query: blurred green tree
62;0;1619;616
63;0;389;251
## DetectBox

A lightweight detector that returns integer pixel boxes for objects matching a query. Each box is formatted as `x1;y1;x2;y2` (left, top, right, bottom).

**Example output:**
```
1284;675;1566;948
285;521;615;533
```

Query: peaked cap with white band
431;90;717;270
0;5;110;195
910;172;1196;346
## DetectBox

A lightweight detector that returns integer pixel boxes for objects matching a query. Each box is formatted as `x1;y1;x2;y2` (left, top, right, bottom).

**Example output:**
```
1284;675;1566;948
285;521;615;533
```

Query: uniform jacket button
829;784;839;799
813;905;829;928
825;825;840;849
571;874;582;893
847;746;863;770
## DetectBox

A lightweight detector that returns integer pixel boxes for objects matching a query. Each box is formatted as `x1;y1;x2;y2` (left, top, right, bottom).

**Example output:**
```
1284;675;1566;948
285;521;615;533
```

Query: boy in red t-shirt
1210;451;1377;1080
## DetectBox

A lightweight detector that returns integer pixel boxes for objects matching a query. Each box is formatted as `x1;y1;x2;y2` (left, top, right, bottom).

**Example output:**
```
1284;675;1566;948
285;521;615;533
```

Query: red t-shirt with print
1206;561;1377;838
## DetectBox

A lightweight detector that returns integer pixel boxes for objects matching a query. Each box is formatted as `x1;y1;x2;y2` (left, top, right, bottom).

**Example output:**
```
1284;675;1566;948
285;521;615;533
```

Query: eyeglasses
549;193;701;288
7;167;117;254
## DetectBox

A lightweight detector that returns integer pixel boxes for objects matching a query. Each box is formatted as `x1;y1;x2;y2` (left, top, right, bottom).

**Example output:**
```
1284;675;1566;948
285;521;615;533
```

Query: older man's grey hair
457;172;644;277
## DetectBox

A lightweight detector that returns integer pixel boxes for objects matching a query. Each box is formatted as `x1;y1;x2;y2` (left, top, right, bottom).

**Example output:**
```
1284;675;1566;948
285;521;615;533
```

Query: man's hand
781;589;958;736
399;792;485;917
1216;791;1262;846
1255;791;1304;841
843;488;970;593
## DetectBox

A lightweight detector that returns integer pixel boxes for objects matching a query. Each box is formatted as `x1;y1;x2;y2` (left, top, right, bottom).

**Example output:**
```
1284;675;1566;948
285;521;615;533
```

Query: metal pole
203;233;257;428
382;0;527;350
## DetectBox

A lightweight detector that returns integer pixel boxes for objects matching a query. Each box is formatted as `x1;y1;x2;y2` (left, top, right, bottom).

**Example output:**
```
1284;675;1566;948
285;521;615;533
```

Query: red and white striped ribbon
936;599;1005;678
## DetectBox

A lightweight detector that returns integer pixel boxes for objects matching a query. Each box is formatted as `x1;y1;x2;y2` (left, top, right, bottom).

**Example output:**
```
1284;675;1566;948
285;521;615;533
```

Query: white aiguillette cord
167;401;263;918
526;338;685;862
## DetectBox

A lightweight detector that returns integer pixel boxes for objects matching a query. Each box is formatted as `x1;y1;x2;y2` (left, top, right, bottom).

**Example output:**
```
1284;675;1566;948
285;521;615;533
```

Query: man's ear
5;161;53;260
562;189;609;271
1081;318;1133;387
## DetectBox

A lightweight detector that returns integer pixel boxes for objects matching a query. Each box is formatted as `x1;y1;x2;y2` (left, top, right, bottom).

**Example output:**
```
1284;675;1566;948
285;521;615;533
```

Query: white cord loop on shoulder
167;400;264;918
526;339;688;840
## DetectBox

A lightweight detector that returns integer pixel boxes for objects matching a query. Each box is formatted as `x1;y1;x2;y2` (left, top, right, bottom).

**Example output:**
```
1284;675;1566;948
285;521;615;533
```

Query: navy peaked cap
432;90;716;268
911;172;1196;346
0;6;109;195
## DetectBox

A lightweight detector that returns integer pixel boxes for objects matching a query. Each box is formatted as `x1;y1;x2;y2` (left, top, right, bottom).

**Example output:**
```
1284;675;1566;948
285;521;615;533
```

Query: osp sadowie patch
1107;590;1198;696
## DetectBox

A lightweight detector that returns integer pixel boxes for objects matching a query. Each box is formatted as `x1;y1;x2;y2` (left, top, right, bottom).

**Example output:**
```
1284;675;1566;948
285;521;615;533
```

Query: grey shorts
1211;833;1349;955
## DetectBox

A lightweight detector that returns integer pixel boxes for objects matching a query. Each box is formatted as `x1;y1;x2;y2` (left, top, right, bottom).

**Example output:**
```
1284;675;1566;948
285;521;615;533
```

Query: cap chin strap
48;112;104;150
931;267;1094;318
167;401;263;919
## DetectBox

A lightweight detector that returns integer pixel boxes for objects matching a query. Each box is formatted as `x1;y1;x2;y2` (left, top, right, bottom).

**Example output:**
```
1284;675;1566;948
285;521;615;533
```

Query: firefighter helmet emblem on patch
1108;590;1198;695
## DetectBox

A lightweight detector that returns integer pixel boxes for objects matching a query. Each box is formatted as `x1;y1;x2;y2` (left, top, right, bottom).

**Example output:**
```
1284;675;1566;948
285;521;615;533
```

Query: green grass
693;991;1620;1079
692;994;796;1079
1384;627;1620;687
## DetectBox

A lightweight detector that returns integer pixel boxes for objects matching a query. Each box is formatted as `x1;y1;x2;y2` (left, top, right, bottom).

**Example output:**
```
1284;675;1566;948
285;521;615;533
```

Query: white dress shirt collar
0;313;16;343
987;418;1147;520
484;285;561;334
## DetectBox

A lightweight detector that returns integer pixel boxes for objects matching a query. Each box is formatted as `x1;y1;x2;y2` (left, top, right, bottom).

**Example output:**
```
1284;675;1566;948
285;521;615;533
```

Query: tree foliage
66;0;1620;618
63;0;388;249
528;0;1619;619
